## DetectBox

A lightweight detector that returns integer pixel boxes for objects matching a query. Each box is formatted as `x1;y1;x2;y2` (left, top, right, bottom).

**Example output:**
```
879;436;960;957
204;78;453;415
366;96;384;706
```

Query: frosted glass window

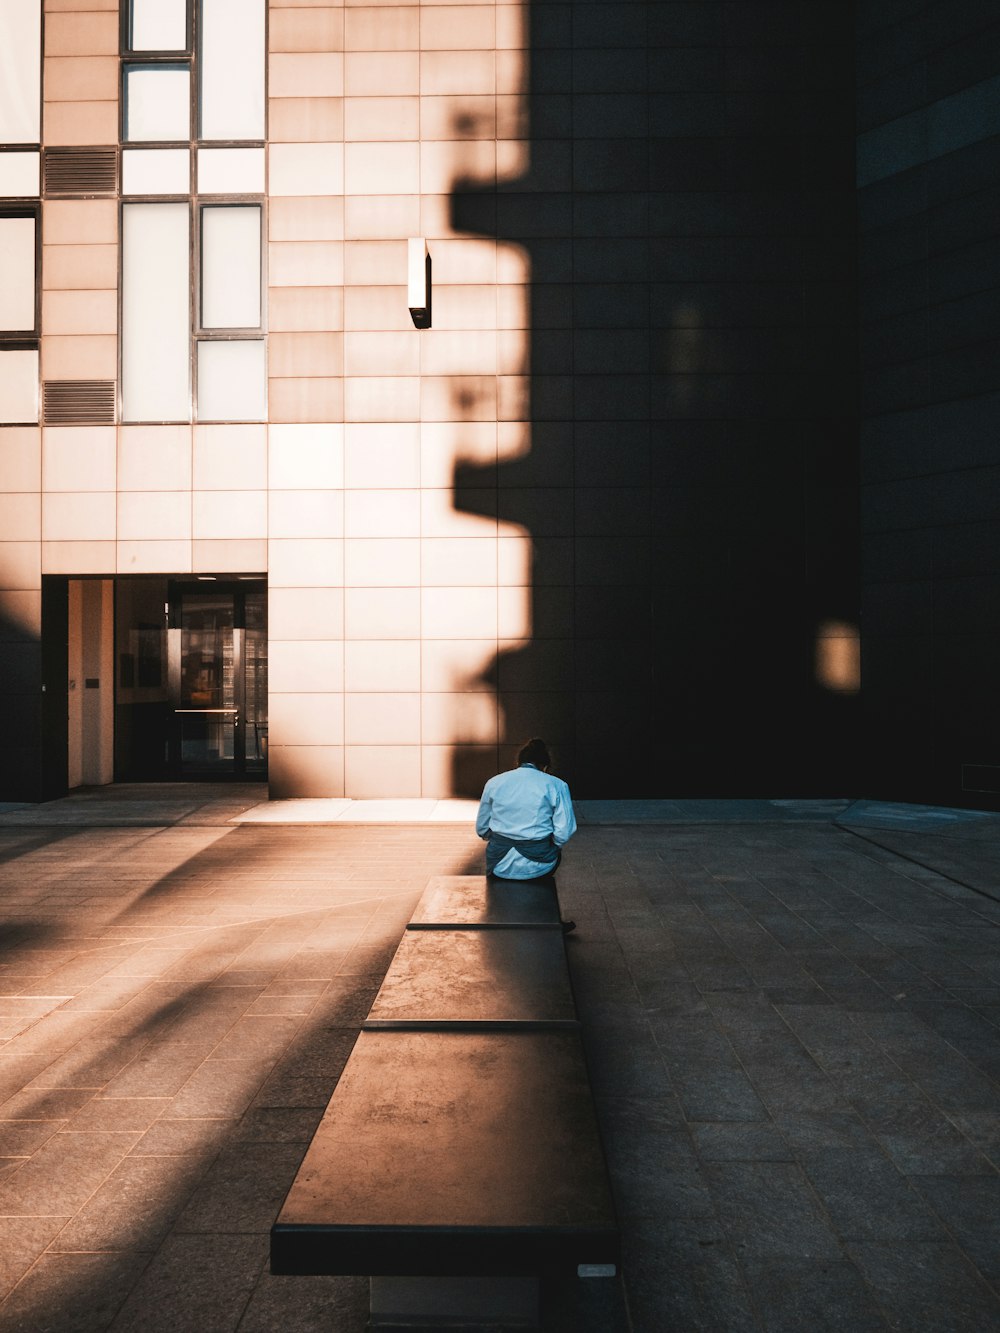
197;148;265;194
0;152;39;196
0;349;39;424
197;341;265;421
199;0;265;141
122;204;190;422
201;206;261;329
0;0;41;144
122;148;190;195
0;217;36;332
129;0;187;51
124;65;190;142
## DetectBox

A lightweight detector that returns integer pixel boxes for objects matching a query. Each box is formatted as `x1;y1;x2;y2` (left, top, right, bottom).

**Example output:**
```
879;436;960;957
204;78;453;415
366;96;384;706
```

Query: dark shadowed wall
459;1;860;797
857;0;1000;807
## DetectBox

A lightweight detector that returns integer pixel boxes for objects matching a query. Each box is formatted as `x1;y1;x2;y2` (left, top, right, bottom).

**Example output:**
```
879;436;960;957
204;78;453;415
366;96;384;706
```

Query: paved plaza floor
1;786;1000;1331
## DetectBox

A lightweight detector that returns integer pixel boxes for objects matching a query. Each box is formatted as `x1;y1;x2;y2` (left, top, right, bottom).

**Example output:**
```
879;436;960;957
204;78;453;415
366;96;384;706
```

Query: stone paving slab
0;793;999;1329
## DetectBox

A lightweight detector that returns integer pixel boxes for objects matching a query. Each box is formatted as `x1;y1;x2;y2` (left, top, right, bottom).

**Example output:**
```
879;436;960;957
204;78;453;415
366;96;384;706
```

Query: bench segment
408;875;562;929
271;1029;619;1278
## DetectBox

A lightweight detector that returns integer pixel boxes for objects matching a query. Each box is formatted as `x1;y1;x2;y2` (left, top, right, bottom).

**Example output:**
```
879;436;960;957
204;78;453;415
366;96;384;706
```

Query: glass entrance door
167;581;267;777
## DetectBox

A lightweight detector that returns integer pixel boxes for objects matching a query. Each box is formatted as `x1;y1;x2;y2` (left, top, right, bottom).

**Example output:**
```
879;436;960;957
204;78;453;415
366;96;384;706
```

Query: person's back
475;738;577;885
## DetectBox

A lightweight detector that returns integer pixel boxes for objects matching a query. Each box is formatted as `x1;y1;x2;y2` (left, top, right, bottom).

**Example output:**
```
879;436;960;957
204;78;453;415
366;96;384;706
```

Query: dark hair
517;737;551;770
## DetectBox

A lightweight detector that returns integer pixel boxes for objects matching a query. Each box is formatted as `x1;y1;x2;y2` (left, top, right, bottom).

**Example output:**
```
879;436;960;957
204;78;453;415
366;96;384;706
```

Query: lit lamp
407;236;431;328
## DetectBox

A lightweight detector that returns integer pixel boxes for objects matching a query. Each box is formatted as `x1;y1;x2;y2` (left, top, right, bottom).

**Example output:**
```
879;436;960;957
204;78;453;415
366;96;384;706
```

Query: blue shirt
475;764;578;880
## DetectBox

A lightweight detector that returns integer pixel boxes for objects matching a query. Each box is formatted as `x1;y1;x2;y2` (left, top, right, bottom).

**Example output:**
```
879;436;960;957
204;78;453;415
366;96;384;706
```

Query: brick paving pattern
1;789;999;1330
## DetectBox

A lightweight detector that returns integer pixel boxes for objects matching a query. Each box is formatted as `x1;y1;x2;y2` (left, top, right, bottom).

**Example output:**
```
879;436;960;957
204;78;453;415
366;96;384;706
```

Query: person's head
517;737;551;771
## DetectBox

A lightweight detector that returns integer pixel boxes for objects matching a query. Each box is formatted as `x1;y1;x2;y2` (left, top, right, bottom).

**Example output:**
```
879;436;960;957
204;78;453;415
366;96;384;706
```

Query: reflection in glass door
167;581;266;777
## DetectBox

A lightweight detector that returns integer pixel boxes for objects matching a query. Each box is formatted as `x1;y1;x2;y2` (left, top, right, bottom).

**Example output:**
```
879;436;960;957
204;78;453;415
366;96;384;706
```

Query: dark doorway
115;577;267;781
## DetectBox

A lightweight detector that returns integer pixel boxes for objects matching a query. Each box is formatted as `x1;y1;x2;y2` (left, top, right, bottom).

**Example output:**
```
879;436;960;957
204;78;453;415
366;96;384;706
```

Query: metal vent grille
43;148;118;197
43;380;116;425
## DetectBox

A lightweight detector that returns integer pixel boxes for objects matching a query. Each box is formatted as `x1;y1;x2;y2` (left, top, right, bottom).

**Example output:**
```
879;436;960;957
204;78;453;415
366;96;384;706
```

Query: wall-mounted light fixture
407;237;431;328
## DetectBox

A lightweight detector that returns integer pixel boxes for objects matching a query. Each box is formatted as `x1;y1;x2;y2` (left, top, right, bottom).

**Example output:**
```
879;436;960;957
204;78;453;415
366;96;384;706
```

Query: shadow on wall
446;0;862;800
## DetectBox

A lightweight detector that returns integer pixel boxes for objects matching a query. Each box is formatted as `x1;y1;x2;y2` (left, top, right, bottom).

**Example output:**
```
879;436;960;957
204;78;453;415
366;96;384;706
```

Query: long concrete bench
271;874;619;1328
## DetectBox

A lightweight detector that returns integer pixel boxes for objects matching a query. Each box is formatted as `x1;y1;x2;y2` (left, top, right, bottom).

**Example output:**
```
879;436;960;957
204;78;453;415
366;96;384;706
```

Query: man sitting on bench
476;738;578;933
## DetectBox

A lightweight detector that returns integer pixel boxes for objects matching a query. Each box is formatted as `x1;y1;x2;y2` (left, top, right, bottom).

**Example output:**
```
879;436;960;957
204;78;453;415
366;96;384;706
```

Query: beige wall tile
269;52;344;98
40;334;116;380
420;51;495;96
422;744;498;799
270;7;344;52
496;5;526;49
269;639;345;693
497;329;529;375
269;745;345;800
498;375;530;421
420;329;497;376
345;7;419;51
41;540;115;574
42;289;117;336
0;350;39;425
345;586;419;638
344;142;418;195
268;587;344;639
345;692;419;744
345;745;420;798
193;425;267;490
496;240;531;284
422;585;497;638
343;422;420;488
192;539;267;572
43;56;117;102
344;376;419;423
421;488;497;539
43;245;117;290
344;196;420;241
268;97;344;143
0;541;42;589
270;692;345;746
420;374;497;423
431;286;499;331
420;95;495;141
43;101;118;145
269;489;344;539
117;540;193;574
42;492;115;541
269;143;344;196
345;52;418;97
118;426;192;492
497;535;533;586
42;425;116;492
420;420;497;487
345;639;420;691
344;240;407;285
421;238;495;285
342;285;411;332
0;589;42;638
0;428;41;492
268;537;344;587
421;6;494;50
0;493;41;541
421;691;498;744
421;638;496;692
44;12;118;55
269;242;344;287
269;287;344;333
344;537;420;587
418;193;457;239
345;489;419;539
268;422;344;489
496;51;527;98
192;490;267;540
117;491;191;541
269;198;344;243
344;96;418;142
419;140;496;195
421;537;497;586
497;584;530;638
268;377;345;424
270;332;343;379
343;331;418;377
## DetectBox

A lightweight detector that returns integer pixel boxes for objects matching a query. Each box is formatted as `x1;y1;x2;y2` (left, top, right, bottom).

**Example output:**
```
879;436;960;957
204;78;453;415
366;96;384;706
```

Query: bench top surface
274;1029;615;1234
408;876;561;928
366;928;576;1026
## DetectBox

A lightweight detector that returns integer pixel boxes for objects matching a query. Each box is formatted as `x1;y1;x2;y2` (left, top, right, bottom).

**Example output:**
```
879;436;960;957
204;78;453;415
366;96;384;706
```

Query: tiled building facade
1;1;991;808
